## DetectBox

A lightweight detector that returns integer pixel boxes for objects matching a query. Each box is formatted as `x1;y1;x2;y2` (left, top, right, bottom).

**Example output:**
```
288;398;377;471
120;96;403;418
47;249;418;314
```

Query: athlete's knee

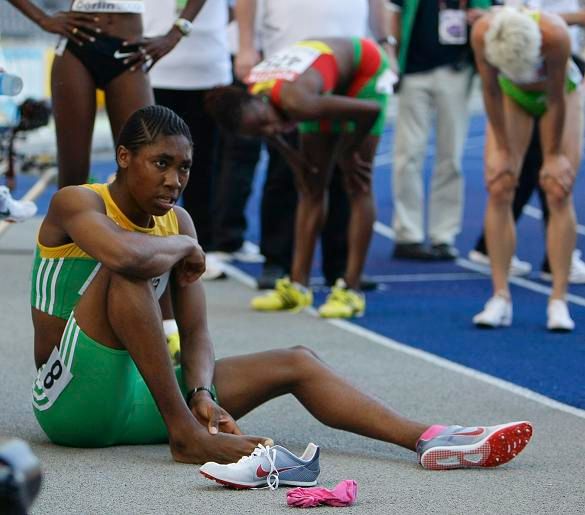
487;173;516;203
108;269;157;298
545;189;573;212
286;345;321;370
541;177;573;205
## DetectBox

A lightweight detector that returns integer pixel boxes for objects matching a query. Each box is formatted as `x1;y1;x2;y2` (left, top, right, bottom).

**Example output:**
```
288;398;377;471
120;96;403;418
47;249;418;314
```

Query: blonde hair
484;7;542;83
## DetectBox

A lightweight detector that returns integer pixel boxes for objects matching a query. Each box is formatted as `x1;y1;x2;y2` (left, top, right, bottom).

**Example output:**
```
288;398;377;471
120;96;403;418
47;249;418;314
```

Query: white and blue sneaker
0;186;37;223
200;443;320;490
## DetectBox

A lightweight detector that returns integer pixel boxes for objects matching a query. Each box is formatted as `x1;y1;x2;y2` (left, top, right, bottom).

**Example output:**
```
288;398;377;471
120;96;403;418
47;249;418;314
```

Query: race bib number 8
38;347;73;410
246;46;322;84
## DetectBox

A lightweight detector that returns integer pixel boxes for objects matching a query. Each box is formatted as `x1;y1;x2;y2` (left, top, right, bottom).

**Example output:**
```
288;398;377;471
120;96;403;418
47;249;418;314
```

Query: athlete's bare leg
72;267;268;463
104;68;155;142
484;96;533;296
544;90;582;300
342;135;378;289
51;50;97;188
214;347;428;451
290;133;338;286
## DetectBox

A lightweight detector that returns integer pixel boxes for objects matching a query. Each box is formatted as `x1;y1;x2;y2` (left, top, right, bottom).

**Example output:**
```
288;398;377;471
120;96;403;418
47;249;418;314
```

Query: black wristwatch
377;35;398;47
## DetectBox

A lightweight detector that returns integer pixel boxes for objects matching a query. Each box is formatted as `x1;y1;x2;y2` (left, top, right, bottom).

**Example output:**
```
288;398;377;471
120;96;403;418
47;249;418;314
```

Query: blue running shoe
199;443;320;489
417;421;533;470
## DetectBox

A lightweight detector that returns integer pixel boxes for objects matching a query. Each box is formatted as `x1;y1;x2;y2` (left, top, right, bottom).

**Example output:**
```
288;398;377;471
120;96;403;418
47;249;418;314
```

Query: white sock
163;319;178;337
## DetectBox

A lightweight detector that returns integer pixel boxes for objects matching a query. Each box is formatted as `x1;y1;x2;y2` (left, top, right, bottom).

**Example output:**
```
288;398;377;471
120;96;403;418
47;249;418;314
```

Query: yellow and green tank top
30;183;179;319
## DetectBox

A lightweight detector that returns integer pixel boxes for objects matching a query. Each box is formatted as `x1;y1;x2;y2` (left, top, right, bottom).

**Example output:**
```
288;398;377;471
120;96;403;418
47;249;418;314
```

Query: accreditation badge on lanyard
438;0;468;45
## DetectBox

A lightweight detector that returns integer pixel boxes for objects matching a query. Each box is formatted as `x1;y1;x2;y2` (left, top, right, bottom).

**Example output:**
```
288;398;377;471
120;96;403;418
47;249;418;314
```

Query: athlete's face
240;97;295;137
118;134;192;219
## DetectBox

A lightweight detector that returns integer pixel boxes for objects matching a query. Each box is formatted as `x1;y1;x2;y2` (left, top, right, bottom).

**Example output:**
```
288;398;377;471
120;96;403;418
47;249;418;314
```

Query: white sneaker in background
0;186;37;223
547;299;574;332
208;241;265;264
201;254;227;281
473;294;513;328
468;250;532;276
540;250;585;285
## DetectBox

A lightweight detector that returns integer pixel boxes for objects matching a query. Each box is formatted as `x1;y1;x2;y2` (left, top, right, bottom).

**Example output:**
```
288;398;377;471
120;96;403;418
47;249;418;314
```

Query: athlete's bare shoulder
39;186;106;247
172;205;198;239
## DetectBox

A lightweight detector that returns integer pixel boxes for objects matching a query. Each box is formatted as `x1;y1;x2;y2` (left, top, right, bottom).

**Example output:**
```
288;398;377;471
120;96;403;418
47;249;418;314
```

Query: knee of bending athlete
487;174;516;203
541;177;572;205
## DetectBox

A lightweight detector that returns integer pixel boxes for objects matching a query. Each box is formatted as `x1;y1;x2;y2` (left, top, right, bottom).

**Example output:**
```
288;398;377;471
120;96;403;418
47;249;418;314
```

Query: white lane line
221;259;585;420
0;167;57;239
372;220;585;307
359;272;485;283
309;273;485;285
523;204;585;236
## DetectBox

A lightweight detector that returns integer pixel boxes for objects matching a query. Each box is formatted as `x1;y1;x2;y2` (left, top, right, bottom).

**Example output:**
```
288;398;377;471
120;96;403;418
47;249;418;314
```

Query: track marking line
220;260;585;420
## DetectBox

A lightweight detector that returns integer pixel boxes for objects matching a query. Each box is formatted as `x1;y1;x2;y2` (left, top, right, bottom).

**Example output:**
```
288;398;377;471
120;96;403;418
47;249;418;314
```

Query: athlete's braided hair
205;86;254;133
116;105;193;154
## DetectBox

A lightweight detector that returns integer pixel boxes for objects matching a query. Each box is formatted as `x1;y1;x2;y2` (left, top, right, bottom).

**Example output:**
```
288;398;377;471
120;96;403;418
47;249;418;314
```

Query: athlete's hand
235;47;261;82
174;239;206;286
190;392;241;435
40;12;100;46
338;151;372;193
540;154;575;201
170;422;274;464
121;31;182;72
291;161;320;196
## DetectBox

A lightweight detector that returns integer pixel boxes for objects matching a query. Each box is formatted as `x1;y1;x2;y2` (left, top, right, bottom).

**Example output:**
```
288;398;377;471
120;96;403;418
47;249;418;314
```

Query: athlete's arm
539;21;571;160
539;20;574;197
234;0;261;80
170;206;243;436
368;0;398;73
41;187;202;279
131;0;207;71
6;0;98;45
471;17;509;153
558;10;585;27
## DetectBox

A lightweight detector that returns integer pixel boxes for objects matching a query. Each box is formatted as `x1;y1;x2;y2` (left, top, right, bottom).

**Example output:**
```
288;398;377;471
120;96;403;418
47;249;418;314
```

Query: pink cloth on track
286;480;358;508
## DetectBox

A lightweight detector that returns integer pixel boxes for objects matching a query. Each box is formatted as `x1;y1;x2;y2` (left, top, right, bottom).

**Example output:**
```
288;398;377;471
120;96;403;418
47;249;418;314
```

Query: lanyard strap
439;0;468;10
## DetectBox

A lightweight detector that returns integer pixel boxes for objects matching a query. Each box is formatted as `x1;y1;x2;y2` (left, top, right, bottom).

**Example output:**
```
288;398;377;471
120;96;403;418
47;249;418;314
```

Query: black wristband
186;386;218;406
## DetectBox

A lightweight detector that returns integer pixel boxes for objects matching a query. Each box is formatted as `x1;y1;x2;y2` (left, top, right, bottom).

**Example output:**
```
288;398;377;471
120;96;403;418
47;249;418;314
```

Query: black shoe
429;243;459;261
325;275;378;291
359;275;378;291
392;243;433;260
257;264;286;290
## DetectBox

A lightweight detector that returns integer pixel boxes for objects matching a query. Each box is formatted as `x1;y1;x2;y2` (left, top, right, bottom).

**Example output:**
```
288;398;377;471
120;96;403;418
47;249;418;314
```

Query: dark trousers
475;121;549;265
213;132;261;252
154;88;219;250
261;131;350;282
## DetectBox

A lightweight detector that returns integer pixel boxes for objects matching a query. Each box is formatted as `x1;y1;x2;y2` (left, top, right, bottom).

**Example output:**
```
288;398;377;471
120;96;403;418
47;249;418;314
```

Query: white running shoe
0;186;37;223
547;299;574;332
468;250;532;276
209;241;265;264
473;295;513;328
201;255;227;281
540;250;585;285
200;443;320;490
